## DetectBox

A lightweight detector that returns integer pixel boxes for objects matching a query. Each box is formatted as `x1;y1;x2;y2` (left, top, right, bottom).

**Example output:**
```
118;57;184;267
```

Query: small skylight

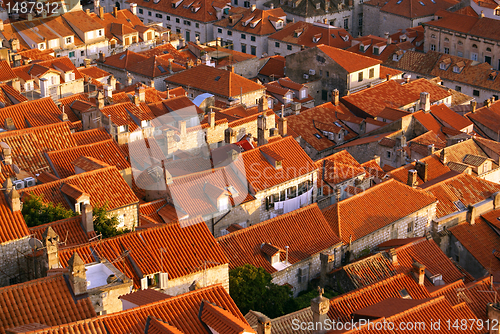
399;289;411;299
119;54;126;60
396;0;403;4
334;121;341;127
214;76;221;81
163;50;170;54
314;133;322;139
419;1;425;5
158;65;166;73
453;200;467;211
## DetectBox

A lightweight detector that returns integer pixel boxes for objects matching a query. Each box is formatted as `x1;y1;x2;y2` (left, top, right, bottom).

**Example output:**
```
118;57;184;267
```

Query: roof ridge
0;272;65;291
217;203;321;240
29;215;82;230
385;296;446;321
330;273;409;302
48;138;115;154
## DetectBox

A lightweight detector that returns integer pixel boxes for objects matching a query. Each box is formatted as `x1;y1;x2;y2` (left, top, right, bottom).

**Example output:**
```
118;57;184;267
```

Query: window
251;45;256;56
69;51;75;58
322;90;328;101
286;186;297;198
444;37;449;42
218;28;222;33
386;151;391;158
139;8;143;14
287;45;292;50
487;47;492;53
176;28;181;33
244;0;250;6
485;56;492;65
148;11;152;16
473;90;480;97
234;0;238;4
176;18;180;23
455;85;461;92
167;15;170;20
444;47;449;54
241;44;246;53
196;23;199;28
326;71;329;77
431;34;436;39
241;33;246;39
80;50;84;56
39;43;45;50
275;41;280;47
471;53;478;61
430;44;436;51
457;51;463;57
369;68;374;78
407;222;413;233
319;70;322;76
358;13;363;27
251;36;256;42
184;20;191;26
316;55;325;63
65;37;72;44
156;13;162;18
496;8;500;15
358;71;363;82
343;18;348;30
227;31;232;36
98;30;102;36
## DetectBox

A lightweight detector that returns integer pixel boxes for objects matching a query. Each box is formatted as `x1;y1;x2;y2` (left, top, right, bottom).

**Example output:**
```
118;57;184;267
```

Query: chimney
60;106;68;122
278;116;287;137
332;89;339;106
415;161;428;183
311;287;330;326
10;39;20;52
150;80;155;89
27;13;33;21
428;144;436;156
407;169;418;187
179;120;187;137
43;227;59;270
420;92;430;112
386;73;391;81
384;32;389;39
130;2;137;15
387;36;392;45
136;86;145;103
412;262;425;285
86;8;90;14
320;252;334;286
257;113;269;146
228;65;235;73
98;51;105;63
179;37;186;48
335;187;341;202
168;58;173;73
4;118;15;131
493;192;500;210
0;20;4;32
216;37;222;47
9;187;20;212
104;84;112;99
99;6;104;19
113;6;118;17
81;203;93;233
467;205;476;225
256;313;272;334
388;248;398;266
323;18;328;24
480;10;484;17
404;73;411;83
68;252;87;295
270;3;274;8
258;96;268;113
251;4;256;11
84;58;91;68
485;98;492;108
97;90;104;109
440;148;447;164
165;168;173;185
1;142;12;164
209;111;215;128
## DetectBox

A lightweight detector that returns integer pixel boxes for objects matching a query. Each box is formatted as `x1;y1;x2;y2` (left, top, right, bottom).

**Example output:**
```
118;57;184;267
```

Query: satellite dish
29;238;43;251
173;134;181;142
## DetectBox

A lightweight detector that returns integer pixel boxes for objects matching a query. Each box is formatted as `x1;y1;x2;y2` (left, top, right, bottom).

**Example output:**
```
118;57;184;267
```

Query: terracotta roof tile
424;11;500;41
0;274;95;334
165;65;264;98
215;7;286;36
322;179;436;244
218;204;342;273
46;139;130;178
430;104;473;131
317;45;382;73
365;0;458;19
119;289;171;307
59;220;228;288
200;301;256;334
145;317;185;334
0;60;17;82
22;166;138;212
72;128;112;146
259;55;285;79
29;216;89;248
388;154;450;186
468;100;500;136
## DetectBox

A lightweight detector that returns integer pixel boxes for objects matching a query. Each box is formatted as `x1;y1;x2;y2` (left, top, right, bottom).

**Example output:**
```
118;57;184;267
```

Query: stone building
423;11;500;70
285;45;383;102
218;203;343;296
322;179;437;261
467;100;500;142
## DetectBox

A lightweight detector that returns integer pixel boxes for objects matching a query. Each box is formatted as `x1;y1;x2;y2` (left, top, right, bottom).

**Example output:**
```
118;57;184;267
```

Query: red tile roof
131;0;231;23
59;220;228;288
165;65;264;98
214;7;286;36
0;60;17;82
218;203;342;273
29;216;89;248
424;173;500;218
258;55;285;79
0;191;29;244
388;153;450;186
268;21;352;49
317;45;382;73
430;104;473;131
468;100;500;135
72;128;112;146
199;301;256;334
0;122;77;174
119;289;171;306
0;97;64;131
22;166;138;212
46;139;130;178
322;179;436;244
0;274;95;334
365;0;458;19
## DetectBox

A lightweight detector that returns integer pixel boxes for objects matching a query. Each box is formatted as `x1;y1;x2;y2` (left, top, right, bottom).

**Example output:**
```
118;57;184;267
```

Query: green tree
22;193;76;227
229;264;293;318
93;203;127;238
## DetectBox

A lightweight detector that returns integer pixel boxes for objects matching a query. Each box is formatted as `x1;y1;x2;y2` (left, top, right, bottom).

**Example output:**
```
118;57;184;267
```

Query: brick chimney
129;2;137;15
412;262;425;285
60;106;68;122
209;111;215;128
311;287;330;326
467;205;476;225
257;113;269;146
258;96;268;113
99;6;104;19
255;312;271;334
470;100;477;113
0;142;12;165
332;89;339;106
98;51;105;63
485;98;492;108
278;116;287;137
136;86;145;103
43;227;59;270
420;92;430;112
388;248;398;266
407;169;417;187
68;252;87;295
428;144;435;156
9;187;20;212
81;203;94;233
113;6;118;17
415;161;428;183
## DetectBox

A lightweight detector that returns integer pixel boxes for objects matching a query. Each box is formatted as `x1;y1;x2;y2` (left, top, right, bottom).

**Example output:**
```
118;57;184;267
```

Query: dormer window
373;46;379;55
276;21;283;28
489;71;498;81
65;36;73;44
359;44;365;52
218;196;228;211
439;63;447;70
315;2;320;8
312;33;321;43
38;43;45;50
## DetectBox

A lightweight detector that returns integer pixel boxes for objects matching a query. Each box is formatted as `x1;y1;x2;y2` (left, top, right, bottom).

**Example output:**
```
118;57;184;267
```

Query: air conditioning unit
309;69;315;75
24;177;36;188
13;180;25;190
303;74;309;79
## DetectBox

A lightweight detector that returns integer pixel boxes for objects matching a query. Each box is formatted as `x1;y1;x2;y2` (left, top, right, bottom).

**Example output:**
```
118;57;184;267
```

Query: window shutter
140;277;148;290
159;273;168;289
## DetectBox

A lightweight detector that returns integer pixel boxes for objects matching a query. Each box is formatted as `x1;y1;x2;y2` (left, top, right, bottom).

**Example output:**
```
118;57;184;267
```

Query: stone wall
449;233;489;280
163;263;229;295
90;282;132;315
109;203;139;231
0;237;32;286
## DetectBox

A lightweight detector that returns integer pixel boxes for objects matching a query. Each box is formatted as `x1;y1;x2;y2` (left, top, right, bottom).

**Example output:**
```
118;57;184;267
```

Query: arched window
444;37;449;42
487;47;492;52
472;44;478;48
431;34;436;39
458;40;463;45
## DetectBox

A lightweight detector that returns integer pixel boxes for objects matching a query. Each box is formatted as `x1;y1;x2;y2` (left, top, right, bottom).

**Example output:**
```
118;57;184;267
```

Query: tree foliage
22;193;76;227
92;203;128;239
229;264;293;318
